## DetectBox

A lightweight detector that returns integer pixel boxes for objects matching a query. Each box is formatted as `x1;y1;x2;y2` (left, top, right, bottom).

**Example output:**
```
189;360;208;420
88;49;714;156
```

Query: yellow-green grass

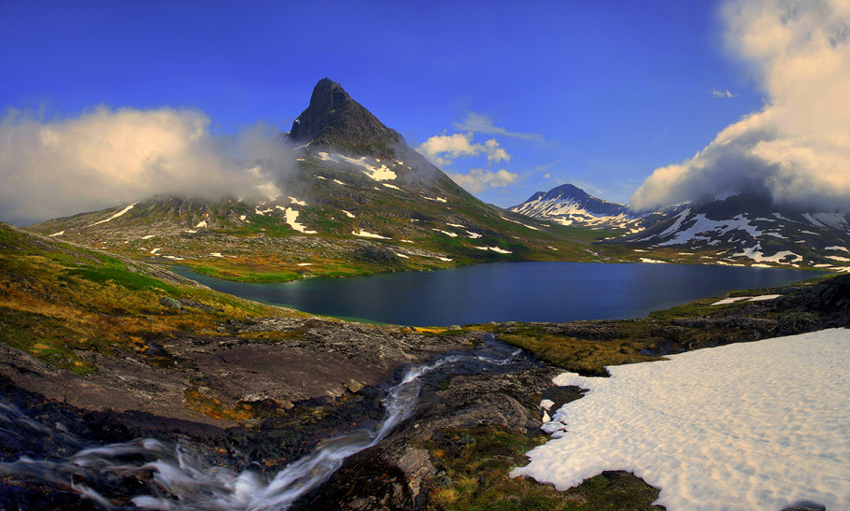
0;224;291;375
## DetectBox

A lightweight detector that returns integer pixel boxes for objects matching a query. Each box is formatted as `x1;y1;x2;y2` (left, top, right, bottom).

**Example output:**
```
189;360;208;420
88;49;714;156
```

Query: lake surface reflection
173;262;822;326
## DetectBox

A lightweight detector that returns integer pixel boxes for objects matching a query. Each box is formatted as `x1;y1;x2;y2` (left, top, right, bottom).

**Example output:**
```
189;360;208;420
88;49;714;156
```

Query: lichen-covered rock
158;295;182;310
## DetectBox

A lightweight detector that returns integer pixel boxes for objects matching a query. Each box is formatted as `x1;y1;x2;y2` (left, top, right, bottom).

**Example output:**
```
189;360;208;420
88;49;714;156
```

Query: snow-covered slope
621;193;850;270
510;183;641;229
513;328;850;511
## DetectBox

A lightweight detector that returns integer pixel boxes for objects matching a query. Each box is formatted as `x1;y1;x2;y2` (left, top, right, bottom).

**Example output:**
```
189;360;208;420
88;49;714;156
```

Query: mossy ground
425;427;663;511
0;223;291;376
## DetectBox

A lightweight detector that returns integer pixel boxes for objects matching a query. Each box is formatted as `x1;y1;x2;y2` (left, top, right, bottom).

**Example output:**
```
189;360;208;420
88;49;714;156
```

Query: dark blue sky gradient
0;0;763;206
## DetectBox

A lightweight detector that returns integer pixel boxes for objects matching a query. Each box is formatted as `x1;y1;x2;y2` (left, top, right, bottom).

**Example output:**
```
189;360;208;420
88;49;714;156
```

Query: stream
0;338;534;510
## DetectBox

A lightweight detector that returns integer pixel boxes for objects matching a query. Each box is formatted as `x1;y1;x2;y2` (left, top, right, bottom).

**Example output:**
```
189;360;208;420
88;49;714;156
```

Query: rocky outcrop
294;363;562;510
288;78;403;158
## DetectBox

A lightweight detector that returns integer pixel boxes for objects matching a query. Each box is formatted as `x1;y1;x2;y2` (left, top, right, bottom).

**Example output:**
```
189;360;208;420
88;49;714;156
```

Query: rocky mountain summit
27;79;586;282
511;183;636;228
289;78;404;160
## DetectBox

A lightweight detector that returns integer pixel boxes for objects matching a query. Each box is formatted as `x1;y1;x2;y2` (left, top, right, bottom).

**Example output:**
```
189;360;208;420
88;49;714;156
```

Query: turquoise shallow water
173;262;823;327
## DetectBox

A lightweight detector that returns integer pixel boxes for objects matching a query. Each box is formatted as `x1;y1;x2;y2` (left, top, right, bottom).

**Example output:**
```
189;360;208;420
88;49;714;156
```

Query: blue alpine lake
173;263;823;327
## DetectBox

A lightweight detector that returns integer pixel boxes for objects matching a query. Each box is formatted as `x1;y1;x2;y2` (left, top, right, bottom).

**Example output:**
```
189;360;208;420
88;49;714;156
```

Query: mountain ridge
511;181;850;271
27;79;593;282
289;78;403;158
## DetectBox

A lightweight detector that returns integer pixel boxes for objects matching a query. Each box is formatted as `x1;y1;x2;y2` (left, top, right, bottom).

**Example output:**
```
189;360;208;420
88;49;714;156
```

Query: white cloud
416;132;509;167
632;0;850;212
710;88;738;98
448;168;518;194
0;107;295;225
454;112;543;141
483;139;510;165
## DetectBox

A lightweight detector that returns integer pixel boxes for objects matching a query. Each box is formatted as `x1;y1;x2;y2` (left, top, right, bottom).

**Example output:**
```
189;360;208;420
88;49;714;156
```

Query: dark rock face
289;78;403;157
777;273;850;327
294;359;562;511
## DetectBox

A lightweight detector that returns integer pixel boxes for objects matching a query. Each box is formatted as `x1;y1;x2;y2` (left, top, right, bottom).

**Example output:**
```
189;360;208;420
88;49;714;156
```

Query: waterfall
0;339;525;510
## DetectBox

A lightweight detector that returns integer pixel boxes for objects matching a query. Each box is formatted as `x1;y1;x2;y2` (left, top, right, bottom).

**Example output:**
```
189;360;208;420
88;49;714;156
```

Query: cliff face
288;78;403;157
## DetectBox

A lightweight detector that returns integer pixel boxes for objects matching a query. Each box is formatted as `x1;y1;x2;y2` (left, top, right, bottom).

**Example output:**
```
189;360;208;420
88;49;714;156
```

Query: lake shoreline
2;273;847;509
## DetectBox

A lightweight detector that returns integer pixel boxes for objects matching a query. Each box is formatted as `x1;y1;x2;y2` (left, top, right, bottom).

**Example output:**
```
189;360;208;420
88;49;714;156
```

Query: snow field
512;329;850;511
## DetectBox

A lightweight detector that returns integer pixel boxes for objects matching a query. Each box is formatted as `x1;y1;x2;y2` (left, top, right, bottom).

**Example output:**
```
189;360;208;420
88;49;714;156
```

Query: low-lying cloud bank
0;107;294;225
632;0;850;212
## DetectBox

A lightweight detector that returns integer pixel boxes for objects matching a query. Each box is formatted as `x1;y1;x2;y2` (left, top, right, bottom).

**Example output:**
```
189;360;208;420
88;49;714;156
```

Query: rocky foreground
2;243;847;511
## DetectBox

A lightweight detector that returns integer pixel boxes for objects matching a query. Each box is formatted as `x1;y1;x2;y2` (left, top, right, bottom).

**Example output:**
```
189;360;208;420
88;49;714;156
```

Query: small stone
159;296;182;310
345;378;364;394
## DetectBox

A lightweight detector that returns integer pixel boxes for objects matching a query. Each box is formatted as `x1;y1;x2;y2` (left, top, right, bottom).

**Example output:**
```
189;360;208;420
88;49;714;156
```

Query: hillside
511;182;850;271
612;192;850;271
27;80;607;282
3;216;849;510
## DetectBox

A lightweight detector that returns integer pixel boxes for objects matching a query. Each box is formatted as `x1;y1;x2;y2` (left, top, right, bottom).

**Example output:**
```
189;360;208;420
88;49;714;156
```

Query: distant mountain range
511;183;850;272
25;79;850;276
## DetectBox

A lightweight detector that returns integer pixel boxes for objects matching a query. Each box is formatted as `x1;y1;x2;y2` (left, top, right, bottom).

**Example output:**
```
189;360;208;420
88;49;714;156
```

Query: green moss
0;307;98;375
425;427;662;511
62;262;178;294
498;329;659;376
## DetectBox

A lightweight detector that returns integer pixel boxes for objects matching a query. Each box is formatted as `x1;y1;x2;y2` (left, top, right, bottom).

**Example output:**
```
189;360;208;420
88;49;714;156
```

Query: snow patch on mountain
281;207;317;234
316;151;397;182
657;214;762;247
433;229;458;238
88;202;137;227
352;229;390;239
731;244;802;264
473;246;512;254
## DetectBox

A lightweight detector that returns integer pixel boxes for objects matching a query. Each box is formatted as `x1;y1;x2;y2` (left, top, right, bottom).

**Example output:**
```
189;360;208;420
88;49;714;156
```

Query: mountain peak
288;78;402;157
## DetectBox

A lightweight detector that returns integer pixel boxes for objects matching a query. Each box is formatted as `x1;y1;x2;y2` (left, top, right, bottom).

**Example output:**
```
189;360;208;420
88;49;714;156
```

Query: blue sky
5;0;842;222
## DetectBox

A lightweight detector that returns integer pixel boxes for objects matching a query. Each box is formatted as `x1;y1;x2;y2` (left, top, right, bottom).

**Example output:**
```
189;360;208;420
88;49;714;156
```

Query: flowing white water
0;341;523;510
